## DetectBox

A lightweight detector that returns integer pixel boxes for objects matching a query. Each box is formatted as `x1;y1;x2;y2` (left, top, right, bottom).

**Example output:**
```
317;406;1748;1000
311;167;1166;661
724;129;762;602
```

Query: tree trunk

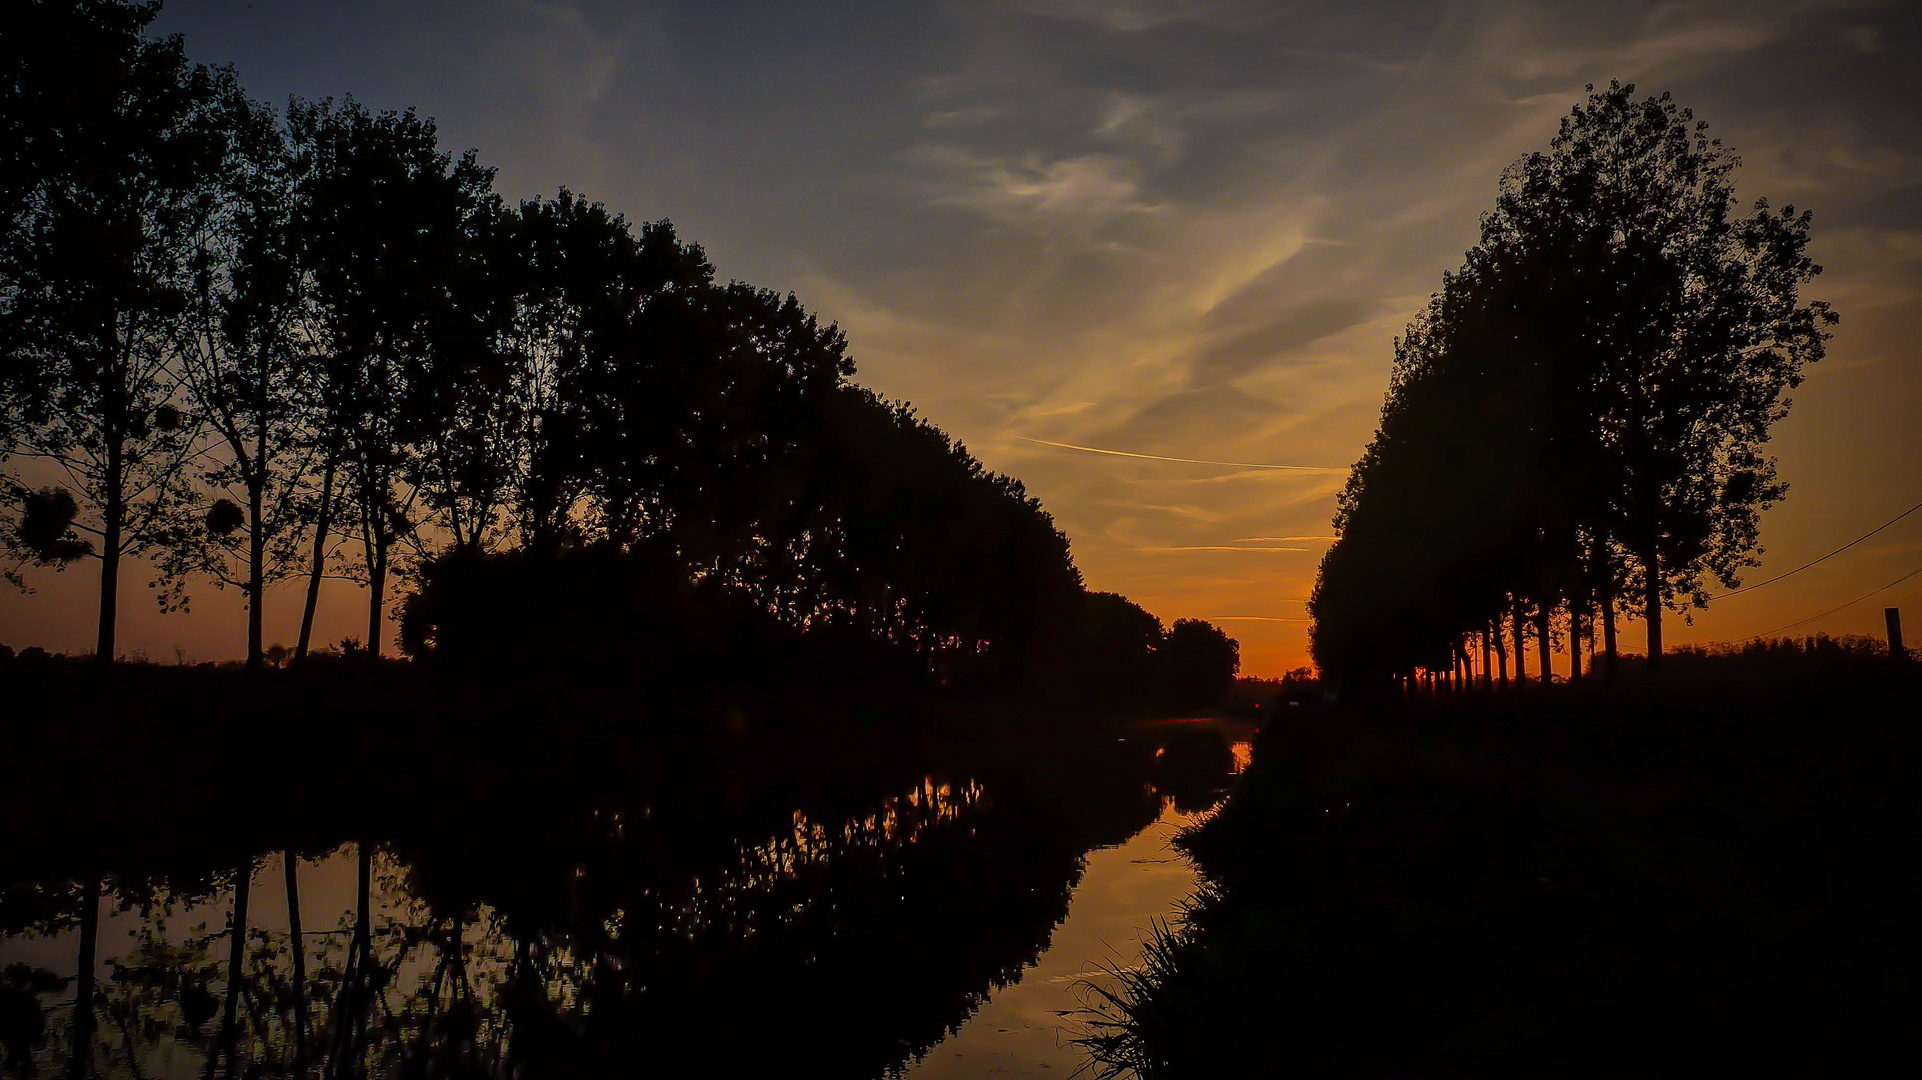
1567;602;1584;683
327;845;374;1080
95;452;122;666
1535;604;1553;684
1481;630;1493;690
247;468;266;672
68;875;99;1079
1493;619;1508;687
216;861;251;1080
349;843;373;1071
1511;606;1528;684
366;528;386;660
296;457;336;663
1644;549;1664;672
285;853;307;1079
1600;573;1620;681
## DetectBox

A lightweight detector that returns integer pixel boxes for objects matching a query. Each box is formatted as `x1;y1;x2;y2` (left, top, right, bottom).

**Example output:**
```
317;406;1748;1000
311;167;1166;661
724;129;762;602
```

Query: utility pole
1887;607;1906;661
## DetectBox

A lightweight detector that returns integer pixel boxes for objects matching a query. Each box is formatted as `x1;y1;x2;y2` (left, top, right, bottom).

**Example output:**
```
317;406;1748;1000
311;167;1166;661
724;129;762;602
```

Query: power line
1752;563;1922;639
1714;497;1922;599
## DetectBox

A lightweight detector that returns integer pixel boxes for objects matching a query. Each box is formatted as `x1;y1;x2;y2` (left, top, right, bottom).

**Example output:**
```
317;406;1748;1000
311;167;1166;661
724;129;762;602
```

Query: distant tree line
0;0;1237;705
1311;83;1836;690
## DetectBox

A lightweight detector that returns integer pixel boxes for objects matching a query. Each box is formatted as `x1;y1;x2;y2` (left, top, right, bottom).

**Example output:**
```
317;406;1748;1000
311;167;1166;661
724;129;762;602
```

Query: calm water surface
906;800;1211;1077
0;724;1247;1077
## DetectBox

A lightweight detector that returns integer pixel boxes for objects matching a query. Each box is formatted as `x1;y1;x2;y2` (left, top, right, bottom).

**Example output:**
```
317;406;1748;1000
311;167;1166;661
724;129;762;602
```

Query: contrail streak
1013;436;1340;472
1134;545;1308;553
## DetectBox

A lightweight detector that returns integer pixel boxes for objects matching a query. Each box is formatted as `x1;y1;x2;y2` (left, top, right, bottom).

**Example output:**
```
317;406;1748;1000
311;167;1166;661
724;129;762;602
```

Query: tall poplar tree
167;71;309;670
1486;82;1836;666
1;0;221;662
1310;83;1834;687
286;97;494;657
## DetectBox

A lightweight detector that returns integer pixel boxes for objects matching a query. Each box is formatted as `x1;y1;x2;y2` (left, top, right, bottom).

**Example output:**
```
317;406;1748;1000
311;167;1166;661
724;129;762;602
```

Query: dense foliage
1311;82;1835;689
0;0;1236;703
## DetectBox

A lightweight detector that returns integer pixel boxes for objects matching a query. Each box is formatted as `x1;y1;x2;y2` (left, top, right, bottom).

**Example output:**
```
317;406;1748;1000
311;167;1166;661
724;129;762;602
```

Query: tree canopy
1;0;1239;708
0;0;221;660
1311;82;1835;690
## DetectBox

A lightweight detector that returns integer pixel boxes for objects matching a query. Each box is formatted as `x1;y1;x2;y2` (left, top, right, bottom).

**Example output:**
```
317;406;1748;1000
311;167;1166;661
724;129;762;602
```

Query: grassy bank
1084;664;1922;1075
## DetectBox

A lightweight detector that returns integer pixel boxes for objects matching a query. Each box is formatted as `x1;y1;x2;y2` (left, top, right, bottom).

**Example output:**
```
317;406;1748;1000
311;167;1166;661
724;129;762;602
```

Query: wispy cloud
1003;0;1253;33
110;0;1922;675
907;147;1161;235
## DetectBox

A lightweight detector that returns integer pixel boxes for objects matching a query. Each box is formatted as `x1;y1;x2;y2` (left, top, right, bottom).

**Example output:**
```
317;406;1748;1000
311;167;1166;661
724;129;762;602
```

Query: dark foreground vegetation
1082;653;1922;1076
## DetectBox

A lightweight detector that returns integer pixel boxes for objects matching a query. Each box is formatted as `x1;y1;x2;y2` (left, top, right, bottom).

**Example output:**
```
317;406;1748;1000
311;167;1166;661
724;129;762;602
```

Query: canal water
0;723;1248;1077
905;800;1211;1077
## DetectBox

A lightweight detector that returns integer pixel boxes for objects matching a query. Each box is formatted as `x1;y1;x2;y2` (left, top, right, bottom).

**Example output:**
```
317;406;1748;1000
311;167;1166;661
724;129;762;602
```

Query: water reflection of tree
368;765;1158;1077
1;734;1222;1078
392;773;1153;1077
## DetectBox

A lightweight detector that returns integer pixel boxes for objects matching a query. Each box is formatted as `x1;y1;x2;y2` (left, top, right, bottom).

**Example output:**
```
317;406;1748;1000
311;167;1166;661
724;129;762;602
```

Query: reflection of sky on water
1;736;1248;1077
909;736;1247;1076
0;848;480;1079
0;776;1022;1076
906;798;1212;1078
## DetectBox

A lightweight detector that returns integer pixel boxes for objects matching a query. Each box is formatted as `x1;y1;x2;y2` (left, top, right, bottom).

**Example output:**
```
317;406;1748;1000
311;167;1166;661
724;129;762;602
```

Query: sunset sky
4;0;1919;676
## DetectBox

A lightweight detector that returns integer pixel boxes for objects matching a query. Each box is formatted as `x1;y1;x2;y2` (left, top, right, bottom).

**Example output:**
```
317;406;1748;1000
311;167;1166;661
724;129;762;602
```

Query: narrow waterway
0;725;1248;1077
906;798;1210;1076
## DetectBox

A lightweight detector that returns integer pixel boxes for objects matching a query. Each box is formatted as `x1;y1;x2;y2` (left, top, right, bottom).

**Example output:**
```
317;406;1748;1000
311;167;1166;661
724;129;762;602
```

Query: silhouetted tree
67;874;98;1080
1311;82;1833;687
6;6;1211;691
1062;592;1164;704
284;852;308;1077
286;97;495;656
1162;619;1240;711
164;71;310;670
488;191;714;556
1312;277;1546;686
401;380;1103;695
0;0;222;662
574;280;849;572
211;858;250;1080
1487;82;1835;667
791;386;1083;681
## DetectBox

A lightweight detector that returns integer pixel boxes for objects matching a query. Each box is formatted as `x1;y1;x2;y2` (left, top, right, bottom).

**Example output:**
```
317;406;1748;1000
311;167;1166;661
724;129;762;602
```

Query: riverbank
1086;666;1922;1075
0;654;1209;878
